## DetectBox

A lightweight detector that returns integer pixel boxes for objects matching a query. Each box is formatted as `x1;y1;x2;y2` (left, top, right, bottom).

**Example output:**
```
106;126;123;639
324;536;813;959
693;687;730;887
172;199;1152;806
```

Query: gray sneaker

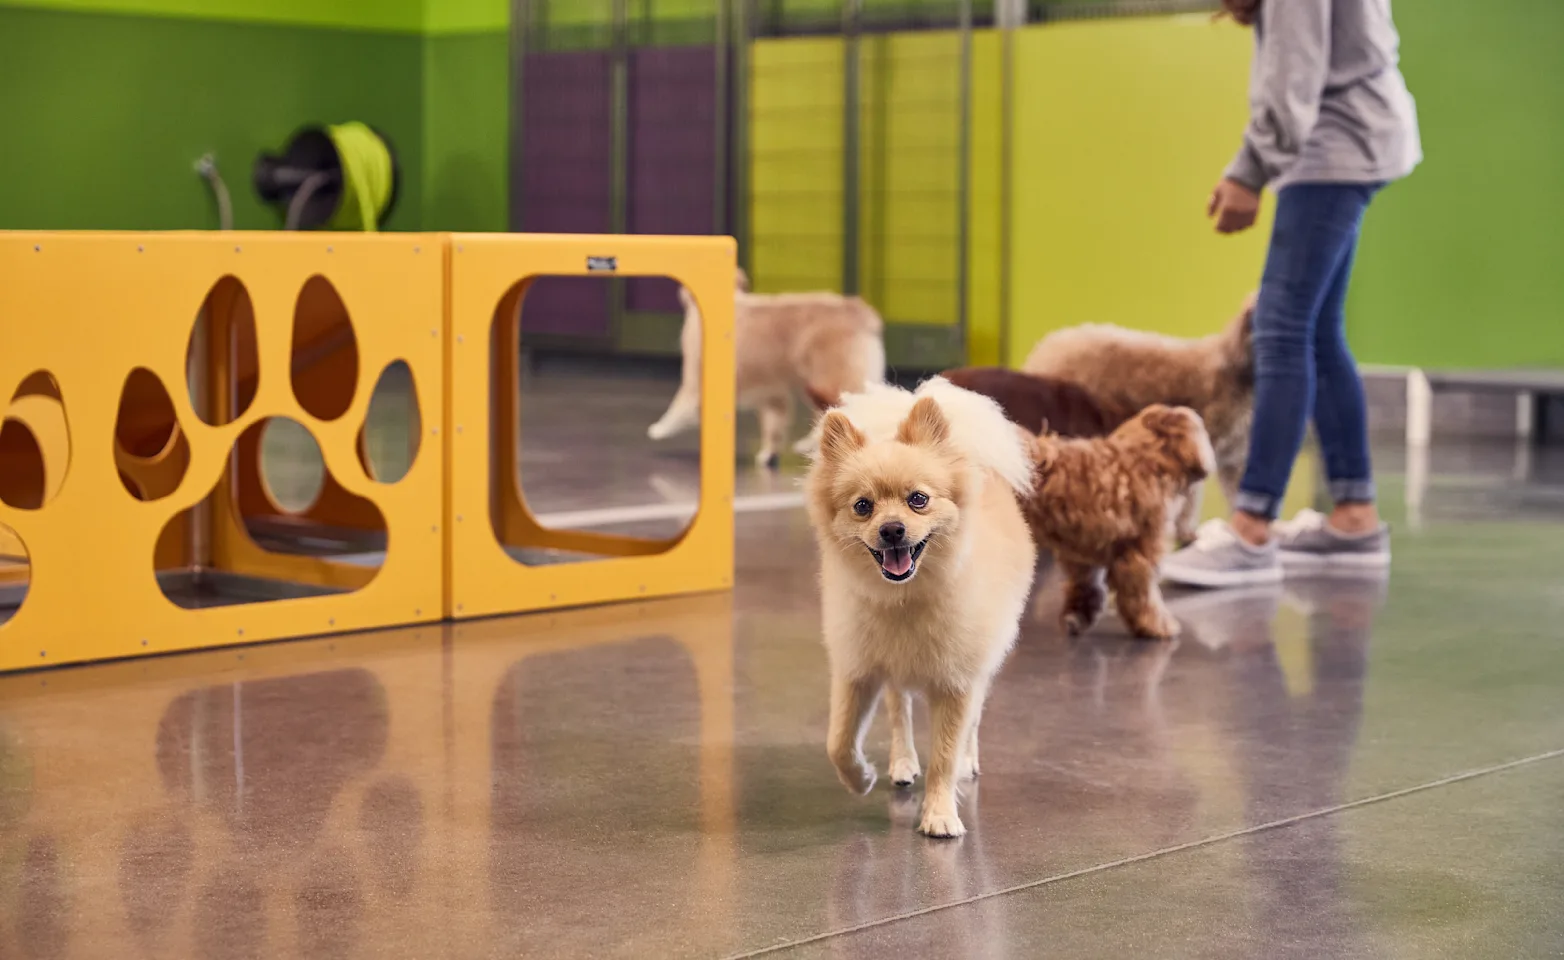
1273;509;1390;574
1160;520;1284;588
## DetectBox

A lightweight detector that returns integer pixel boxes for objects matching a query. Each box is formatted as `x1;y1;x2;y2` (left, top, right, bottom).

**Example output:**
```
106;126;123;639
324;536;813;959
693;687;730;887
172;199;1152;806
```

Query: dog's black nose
879;521;905;545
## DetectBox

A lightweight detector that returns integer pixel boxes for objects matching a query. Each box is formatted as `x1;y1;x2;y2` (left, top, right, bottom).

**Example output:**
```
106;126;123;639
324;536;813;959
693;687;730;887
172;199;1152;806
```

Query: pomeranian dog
941;366;1113;438
807;378;1037;838
1021;292;1255;543
648;267;886;468
1021;405;1215;640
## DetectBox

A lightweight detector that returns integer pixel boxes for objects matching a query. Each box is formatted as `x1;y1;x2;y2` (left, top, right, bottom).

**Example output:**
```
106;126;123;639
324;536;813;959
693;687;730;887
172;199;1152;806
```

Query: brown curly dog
1021;292;1255;545
1021;405;1215;640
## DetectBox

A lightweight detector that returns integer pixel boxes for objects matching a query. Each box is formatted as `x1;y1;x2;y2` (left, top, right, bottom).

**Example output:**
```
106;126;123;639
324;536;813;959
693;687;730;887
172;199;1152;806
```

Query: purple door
518;50;613;337
626;46;721;313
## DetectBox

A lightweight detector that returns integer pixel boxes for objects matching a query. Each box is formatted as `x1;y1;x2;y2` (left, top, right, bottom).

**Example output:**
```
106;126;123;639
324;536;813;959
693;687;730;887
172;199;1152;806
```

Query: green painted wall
421;30;509;232
1346;0;1564;370
0;0;423;31
0;5;425;231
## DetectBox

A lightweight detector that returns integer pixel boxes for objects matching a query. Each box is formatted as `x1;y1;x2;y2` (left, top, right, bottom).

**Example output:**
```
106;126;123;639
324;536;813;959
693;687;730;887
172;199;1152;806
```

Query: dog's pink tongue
882;546;913;576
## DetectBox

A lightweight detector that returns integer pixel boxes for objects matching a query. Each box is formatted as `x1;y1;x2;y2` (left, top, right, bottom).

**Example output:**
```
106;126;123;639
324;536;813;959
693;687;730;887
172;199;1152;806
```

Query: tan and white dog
647;268;886;468
807;378;1037;838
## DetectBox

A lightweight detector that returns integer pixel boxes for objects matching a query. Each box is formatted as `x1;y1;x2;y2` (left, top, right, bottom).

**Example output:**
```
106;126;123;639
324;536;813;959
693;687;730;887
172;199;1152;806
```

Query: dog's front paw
889;756;921;787
1062;611;1091;637
648;420;673;441
833;755;878;796
918;806;966;839
754;449;781;470
1133;608;1183;640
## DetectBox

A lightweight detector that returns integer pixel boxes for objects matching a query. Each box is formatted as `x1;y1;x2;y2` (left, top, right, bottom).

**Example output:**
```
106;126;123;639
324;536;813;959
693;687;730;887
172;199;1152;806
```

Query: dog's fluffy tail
830;377;1035;496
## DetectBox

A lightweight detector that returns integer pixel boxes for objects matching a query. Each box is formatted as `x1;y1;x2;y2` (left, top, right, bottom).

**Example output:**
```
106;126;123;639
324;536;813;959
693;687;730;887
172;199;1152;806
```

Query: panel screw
328;618;336;627
415;608;422;617
457;515;464;522
137;245;145;253
456;425;463;434
414;246;422;254
457;335;464;345
237;628;245;636
234;246;242;253
141;639;149;646
326;246;334;254
38;650;46;657
33;245;41;252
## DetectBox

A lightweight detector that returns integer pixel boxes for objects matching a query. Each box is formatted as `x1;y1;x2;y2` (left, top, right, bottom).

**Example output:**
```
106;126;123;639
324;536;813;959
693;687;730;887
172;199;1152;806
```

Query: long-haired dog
807;378;1036;838
1021;292;1255;543
941;366;1113;438
1022;405;1214;640
648;267;886;468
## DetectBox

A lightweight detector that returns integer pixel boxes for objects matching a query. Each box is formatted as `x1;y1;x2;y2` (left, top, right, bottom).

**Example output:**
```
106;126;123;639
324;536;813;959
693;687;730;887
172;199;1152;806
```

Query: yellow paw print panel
0;233;446;670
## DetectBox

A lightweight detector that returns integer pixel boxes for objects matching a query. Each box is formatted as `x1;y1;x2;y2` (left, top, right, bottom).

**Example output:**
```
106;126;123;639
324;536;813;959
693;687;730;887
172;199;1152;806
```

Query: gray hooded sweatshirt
1225;0;1422;192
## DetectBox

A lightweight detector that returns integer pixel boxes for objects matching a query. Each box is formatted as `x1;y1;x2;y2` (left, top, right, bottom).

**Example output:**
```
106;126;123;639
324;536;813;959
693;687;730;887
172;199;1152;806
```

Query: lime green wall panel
422;31;509;230
1346;0;1564;369
0;5;424;231
1006;15;1267;365
858;31;963;327
426;0;506;33
748;36;844;293
965;29;1003;366
0;0;422;32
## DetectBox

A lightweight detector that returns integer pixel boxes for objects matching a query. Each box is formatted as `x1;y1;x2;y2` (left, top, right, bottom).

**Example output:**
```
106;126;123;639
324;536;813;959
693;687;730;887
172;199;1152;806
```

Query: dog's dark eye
852;498;873;517
907;491;929;510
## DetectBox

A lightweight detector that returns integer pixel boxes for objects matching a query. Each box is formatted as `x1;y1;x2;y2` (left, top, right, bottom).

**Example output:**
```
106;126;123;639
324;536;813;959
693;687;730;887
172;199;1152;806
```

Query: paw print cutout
0;234;444;668
131;274;425;606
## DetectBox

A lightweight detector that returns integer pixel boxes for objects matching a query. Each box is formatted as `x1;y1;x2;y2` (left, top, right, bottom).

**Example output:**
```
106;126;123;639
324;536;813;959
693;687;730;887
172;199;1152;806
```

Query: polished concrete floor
3;372;1564;958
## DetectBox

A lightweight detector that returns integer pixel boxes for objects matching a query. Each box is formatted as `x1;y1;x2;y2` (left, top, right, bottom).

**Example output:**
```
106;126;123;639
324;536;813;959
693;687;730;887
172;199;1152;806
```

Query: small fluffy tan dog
1021;405;1215;640
807;378;1036;838
648;267;886;467
1021;293;1255;543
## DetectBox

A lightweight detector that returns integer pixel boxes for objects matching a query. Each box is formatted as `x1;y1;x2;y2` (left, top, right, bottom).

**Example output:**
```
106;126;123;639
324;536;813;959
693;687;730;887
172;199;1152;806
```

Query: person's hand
1207;179;1260;234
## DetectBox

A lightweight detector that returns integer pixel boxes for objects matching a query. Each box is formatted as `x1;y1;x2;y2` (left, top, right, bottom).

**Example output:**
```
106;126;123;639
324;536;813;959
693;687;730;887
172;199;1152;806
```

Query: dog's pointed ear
897;396;950;448
819;411;866;461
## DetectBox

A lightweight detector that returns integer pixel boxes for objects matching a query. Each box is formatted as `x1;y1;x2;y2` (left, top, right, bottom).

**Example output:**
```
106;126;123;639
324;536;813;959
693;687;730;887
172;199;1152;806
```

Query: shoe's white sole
1279;549;1391;574
1160;563;1284;589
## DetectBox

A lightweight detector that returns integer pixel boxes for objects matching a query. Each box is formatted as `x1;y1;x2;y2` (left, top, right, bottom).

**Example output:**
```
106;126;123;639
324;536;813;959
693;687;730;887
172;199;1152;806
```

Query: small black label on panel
586;256;618;272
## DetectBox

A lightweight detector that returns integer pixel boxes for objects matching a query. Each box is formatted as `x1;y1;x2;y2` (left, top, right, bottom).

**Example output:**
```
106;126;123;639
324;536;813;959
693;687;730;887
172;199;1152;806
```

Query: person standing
1161;0;1421;587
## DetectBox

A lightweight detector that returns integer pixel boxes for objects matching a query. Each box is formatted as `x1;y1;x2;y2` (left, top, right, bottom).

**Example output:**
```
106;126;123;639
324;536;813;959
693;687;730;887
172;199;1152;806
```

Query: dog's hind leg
648;387;700;441
961;704;983;781
1060;562;1108;637
791;384;838;457
827;672;883;796
1109;552;1180;640
1174;481;1204;547
1217;460;1244;515
756;396;792;469
886;686;920;786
